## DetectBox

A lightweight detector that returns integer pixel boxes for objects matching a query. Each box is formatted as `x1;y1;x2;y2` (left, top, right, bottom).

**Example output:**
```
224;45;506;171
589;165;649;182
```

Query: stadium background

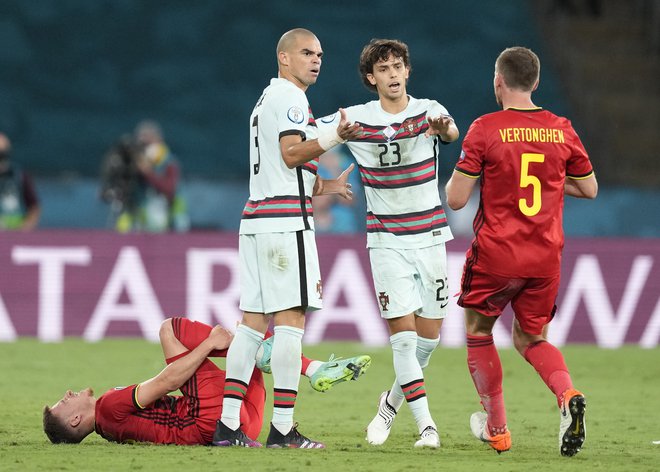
0;0;659;347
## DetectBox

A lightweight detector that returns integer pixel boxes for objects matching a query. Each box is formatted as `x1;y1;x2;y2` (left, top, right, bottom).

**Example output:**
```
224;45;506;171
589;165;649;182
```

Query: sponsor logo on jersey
287;106;305;124
459;150;466;161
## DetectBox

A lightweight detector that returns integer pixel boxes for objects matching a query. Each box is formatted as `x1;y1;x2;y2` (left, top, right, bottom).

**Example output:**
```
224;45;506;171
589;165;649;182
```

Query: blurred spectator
101;120;189;233
313;147;361;233
0;133;40;231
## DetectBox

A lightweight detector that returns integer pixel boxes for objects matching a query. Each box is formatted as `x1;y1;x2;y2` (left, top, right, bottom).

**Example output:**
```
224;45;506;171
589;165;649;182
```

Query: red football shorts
458;266;559;335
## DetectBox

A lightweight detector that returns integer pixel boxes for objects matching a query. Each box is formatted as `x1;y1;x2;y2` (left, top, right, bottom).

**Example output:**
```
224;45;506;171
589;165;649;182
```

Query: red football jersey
455;108;593;277
95;385;207;445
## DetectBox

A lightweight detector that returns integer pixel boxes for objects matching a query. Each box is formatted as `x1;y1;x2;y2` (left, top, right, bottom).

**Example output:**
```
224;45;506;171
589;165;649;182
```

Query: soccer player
211;28;364;449
43;317;371;445
317;38;459;448
445;46;598;456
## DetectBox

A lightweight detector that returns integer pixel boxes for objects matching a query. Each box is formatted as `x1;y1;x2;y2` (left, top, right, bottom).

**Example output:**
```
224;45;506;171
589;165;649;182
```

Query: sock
391;331;435;433
220;324;264;430
387;335;439;411
264;329;314;376
467;334;507;435
524;340;573;407
271;325;304;435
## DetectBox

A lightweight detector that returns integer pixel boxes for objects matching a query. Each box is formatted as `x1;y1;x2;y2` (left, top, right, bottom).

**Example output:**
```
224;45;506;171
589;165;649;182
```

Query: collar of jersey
505;106;543;112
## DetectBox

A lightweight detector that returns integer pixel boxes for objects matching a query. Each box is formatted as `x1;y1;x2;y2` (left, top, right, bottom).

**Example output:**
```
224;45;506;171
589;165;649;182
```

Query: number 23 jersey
318;96;454;249
455;107;594;277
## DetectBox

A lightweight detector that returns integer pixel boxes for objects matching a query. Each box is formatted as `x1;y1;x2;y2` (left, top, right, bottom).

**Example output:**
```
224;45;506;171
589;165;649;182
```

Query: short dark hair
358;39;411;92
43;405;85;444
495;46;540;91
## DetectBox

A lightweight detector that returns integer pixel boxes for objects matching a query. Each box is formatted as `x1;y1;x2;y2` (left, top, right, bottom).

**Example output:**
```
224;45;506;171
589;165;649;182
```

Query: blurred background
1;0;658;236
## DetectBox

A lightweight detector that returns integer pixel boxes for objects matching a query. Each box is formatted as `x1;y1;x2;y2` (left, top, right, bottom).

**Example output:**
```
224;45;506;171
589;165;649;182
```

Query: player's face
50;388;95;418
282;35;323;90
367;55;410;102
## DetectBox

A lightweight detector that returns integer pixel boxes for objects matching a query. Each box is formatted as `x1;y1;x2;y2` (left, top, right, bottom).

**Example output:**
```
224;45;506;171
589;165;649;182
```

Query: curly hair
358;38;411;93
43;405;85;444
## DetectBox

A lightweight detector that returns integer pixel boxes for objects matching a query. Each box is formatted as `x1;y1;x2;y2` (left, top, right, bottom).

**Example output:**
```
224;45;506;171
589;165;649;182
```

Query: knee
159;318;174;342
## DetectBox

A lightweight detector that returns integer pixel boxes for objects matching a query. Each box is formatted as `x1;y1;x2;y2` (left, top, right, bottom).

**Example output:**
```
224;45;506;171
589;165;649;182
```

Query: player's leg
366;246;443;447
257;332;371;391
239;367;267;442
465;307;511;452
213;234;269;447
459;266;514;453
261;230;324;448
162;316;232;359
512;277;586;456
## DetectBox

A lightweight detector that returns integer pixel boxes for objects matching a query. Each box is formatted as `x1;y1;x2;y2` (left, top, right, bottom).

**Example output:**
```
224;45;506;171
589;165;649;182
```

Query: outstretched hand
336;108;363;142
336;163;355;201
425;114;455;138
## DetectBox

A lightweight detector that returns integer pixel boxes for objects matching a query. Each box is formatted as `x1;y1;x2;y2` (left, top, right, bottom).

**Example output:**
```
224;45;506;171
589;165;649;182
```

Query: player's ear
532;79;539;92
279;51;289;67
366;73;376;86
69;414;81;428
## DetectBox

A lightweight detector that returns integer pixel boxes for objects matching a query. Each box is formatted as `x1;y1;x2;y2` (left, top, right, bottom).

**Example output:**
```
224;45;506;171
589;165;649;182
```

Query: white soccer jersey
239;78;320;235
318;96;454;248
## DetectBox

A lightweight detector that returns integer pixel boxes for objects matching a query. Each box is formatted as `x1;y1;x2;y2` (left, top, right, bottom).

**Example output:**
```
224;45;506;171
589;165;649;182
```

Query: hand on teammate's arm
313;163;355;201
281;109;362;169
134;325;233;408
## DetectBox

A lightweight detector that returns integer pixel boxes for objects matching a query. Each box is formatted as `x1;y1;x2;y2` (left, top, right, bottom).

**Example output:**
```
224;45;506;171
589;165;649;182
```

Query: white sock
271;325;304;435
388;335;439;411
390;331;436;433
220;324;264;430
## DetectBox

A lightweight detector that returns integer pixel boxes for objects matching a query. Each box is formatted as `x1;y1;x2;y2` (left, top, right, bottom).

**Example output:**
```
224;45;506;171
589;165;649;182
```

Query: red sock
467;334;507;434
523;341;573;407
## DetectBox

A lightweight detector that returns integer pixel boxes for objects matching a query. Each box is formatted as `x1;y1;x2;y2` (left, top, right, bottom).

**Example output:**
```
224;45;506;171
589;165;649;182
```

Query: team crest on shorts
316;280;323;299
378;291;390;311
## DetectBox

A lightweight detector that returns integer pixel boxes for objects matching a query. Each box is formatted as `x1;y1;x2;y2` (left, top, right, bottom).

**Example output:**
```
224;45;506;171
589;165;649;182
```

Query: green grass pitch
1;339;659;471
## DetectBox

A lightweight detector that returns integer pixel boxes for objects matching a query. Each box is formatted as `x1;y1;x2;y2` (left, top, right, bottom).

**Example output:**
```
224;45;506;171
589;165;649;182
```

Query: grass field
1;340;659;472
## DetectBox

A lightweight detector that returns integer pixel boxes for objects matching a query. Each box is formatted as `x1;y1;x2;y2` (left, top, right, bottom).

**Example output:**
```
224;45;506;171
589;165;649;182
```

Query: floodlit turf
1;339;659;471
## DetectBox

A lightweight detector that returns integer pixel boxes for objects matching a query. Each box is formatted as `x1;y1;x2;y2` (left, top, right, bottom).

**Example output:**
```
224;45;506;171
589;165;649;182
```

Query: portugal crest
316;280;323;299
378;291;390;311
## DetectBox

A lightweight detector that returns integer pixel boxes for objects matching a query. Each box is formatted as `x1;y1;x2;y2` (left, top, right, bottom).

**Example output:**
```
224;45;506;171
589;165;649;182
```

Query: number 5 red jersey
455;107;594;277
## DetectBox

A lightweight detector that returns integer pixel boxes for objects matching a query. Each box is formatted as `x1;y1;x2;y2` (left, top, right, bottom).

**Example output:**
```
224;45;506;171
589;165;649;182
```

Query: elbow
446;198;466;211
281;155;297;169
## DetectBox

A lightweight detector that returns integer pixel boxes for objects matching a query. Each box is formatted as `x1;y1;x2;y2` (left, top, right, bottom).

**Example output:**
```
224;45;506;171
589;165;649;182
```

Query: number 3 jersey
455;107;594;277
317;96;454;249
239;78;318;235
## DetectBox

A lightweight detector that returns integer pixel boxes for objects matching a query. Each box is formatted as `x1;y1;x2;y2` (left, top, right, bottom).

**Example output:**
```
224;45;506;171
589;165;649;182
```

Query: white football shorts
369;244;449;319
239;230;323;314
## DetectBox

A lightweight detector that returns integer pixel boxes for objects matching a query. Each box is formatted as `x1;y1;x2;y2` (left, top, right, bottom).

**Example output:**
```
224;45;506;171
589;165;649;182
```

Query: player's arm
565;173;598;199
313;163;355;201
426;115;459;143
134;325;233;408
445;169;479;210
281;109;362;168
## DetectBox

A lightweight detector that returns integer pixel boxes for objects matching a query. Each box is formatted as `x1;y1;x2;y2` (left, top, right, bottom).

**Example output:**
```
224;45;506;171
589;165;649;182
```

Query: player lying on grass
43;317;370;445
